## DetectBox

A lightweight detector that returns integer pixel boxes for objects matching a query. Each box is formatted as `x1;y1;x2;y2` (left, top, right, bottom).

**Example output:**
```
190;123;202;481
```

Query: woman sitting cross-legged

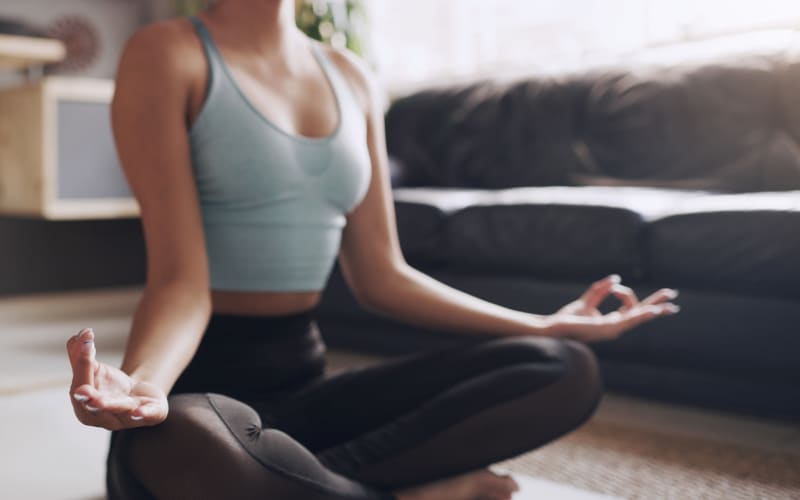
65;1;680;499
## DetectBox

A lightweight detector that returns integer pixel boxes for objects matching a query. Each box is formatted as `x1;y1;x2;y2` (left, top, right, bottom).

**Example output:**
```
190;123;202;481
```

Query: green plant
295;0;367;56
172;0;211;16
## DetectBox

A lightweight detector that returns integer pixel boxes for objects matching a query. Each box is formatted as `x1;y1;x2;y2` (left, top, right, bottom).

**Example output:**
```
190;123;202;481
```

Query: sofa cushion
445;203;643;280
386;39;800;193
394;200;447;265
394;186;704;280
385;79;582;188
646;191;800;299
574;55;800;192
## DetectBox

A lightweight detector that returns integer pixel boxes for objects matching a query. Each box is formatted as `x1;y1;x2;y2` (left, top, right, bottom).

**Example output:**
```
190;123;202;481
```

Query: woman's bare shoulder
116;17;206;84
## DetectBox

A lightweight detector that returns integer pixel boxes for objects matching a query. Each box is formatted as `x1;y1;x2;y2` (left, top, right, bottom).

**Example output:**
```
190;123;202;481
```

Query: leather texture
393;187;800;299
387;55;800;193
318;36;800;420
646;191;800;299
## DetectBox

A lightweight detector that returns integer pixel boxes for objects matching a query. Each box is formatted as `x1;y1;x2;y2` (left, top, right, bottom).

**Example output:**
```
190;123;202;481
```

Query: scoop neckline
193;16;343;144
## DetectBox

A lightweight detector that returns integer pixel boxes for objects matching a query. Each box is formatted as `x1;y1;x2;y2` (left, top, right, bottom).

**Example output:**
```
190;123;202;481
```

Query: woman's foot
394;468;520;500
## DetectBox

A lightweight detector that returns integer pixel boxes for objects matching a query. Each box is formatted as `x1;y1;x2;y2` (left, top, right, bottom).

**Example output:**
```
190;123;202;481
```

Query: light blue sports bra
187;16;372;292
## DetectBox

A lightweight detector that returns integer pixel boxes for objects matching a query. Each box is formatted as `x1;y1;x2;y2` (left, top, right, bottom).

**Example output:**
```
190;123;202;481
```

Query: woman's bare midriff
210;289;322;316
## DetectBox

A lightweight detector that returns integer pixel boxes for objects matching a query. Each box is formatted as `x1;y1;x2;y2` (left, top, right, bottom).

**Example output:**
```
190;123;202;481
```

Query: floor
1;286;797;500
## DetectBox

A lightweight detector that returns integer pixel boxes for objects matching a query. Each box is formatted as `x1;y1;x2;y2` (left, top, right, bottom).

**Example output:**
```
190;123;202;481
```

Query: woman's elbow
348;263;410;313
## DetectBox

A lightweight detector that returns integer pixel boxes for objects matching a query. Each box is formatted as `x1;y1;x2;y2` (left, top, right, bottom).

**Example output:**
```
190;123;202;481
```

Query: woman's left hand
549;274;680;343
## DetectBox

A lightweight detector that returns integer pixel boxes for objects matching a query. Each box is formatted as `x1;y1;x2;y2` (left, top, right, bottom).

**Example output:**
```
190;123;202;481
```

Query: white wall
0;0;148;78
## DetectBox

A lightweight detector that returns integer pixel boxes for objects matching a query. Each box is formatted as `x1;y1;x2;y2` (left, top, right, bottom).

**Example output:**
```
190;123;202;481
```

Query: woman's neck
205;0;299;54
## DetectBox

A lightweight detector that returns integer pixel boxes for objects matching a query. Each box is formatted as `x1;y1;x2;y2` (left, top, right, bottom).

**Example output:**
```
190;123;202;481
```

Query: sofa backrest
386;35;800;193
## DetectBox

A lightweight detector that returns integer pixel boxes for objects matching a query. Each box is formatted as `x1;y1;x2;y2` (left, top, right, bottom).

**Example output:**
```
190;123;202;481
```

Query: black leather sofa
316;37;800;421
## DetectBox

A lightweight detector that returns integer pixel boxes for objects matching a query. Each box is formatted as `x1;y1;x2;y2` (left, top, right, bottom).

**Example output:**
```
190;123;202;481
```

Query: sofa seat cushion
646;191;800;299
394;200;448;265
394;186;705;280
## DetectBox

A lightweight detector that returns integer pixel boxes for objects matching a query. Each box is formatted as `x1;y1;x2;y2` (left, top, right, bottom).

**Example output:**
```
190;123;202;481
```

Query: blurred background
1;1;799;499
2;1;800;89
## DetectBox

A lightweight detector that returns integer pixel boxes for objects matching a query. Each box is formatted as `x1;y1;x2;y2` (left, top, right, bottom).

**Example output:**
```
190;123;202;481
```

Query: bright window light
367;0;800;93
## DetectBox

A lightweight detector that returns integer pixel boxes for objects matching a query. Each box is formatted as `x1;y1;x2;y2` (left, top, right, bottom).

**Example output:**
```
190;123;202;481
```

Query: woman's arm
331;51;679;342
113;20;213;392
67;21;212;429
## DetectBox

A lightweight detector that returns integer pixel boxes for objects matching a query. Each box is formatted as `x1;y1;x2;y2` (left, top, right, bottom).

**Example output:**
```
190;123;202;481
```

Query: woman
65;1;680;499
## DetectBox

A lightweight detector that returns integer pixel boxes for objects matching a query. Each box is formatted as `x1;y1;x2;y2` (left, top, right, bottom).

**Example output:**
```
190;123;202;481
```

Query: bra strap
188;15;223;90
189;15;213;45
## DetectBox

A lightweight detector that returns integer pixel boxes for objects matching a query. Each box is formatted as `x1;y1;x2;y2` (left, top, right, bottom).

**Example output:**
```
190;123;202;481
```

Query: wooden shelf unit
0;33;66;71
0;77;139;220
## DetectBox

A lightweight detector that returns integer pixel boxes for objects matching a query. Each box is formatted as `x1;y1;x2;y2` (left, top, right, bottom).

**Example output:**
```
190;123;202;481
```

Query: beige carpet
498;419;800;500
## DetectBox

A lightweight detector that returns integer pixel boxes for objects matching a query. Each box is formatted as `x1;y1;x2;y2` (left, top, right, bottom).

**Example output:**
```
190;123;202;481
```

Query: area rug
498;472;621;499
498;419;800;500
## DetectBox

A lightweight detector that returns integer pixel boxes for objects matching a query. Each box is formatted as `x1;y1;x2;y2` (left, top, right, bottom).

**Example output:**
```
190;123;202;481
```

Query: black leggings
107;310;603;499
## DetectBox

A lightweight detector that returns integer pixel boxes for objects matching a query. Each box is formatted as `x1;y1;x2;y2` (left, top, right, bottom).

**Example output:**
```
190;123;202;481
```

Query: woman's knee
113;394;269;499
559;339;604;422
478;335;567;367
497;336;603;422
114;393;390;500
489;336;602;409
108;394;219;500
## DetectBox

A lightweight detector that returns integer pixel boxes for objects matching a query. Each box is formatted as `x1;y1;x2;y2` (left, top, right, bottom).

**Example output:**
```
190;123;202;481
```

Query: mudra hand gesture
552;274;680;343
66;328;168;430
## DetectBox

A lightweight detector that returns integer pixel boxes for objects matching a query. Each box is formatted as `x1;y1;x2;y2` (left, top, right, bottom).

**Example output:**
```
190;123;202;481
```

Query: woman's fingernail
85;404;100;413
73;393;88;403
130;415;144;421
667;304;681;313
81;339;95;354
609;274;621;283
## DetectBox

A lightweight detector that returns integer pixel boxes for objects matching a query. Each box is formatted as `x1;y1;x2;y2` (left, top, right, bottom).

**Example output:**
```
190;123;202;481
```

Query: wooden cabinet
0;77;139;219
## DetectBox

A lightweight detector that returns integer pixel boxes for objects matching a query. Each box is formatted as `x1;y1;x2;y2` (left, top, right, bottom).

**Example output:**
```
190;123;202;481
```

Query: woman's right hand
549;275;679;343
67;328;168;430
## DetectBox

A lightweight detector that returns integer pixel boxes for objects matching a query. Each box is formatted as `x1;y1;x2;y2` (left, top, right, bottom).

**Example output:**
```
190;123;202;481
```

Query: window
367;0;800;93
